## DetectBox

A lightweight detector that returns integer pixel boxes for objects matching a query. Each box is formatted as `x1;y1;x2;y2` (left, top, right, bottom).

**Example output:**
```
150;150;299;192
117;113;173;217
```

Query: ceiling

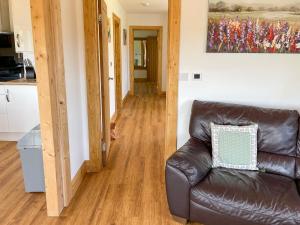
118;0;168;13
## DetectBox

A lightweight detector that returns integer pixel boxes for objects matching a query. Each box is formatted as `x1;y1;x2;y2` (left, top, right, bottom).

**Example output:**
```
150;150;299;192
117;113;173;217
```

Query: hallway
58;93;173;225
0;91;201;225
134;81;158;96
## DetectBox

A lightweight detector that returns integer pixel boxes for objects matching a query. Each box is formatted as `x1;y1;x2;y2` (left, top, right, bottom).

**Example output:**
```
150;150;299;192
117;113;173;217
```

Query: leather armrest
167;138;212;186
165;138;212;219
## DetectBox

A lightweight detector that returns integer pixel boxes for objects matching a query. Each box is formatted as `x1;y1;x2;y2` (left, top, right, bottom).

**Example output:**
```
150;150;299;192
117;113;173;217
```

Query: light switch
193;73;202;81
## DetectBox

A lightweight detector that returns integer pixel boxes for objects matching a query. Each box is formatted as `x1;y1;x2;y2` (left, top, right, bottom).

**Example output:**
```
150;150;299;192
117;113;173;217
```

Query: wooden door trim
129;26;163;95
112;13;122;118
30;0;72;216
99;0;111;166
83;0;103;172
165;0;181;161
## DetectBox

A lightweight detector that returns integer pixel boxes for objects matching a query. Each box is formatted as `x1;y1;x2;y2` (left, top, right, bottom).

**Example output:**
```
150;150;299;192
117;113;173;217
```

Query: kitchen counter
0;79;37;85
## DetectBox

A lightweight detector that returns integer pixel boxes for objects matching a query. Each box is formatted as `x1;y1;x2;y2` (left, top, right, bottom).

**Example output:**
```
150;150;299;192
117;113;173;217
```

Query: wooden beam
157;27;163;94
129;27;134;95
30;0;72;216
112;14;123;126
165;0;181;161
100;0;111;166
83;0;102;172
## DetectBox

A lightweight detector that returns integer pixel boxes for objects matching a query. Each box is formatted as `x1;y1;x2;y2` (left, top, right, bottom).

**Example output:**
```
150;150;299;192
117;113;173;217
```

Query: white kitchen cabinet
6;85;39;133
10;0;34;53
0;86;9;132
0;86;7;114
0;85;39;140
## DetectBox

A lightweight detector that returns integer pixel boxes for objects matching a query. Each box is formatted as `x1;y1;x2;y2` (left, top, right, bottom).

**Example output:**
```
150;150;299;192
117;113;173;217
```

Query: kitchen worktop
0;79;37;85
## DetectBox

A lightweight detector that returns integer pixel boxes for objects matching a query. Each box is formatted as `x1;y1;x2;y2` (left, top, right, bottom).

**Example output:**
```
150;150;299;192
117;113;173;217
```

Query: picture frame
207;0;300;54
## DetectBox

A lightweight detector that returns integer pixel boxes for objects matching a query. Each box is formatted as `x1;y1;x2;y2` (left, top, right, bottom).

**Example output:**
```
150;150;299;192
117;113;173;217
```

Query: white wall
61;0;89;178
106;0;129;118
8;0;13;31
127;13;168;91
0;0;11;31
134;30;157;38
177;0;300;148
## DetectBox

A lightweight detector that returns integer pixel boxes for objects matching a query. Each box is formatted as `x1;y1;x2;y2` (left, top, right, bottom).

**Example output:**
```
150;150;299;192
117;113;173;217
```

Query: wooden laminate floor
134;81;157;96
0;87;202;225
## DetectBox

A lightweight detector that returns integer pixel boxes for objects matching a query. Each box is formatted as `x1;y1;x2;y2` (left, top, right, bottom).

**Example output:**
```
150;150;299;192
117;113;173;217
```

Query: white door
0;86;9;132
6;85;40;133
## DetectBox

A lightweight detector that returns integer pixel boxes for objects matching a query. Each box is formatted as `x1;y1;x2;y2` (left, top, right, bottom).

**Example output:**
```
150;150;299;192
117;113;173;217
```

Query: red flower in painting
267;26;275;42
251;47;259;53
290;38;297;52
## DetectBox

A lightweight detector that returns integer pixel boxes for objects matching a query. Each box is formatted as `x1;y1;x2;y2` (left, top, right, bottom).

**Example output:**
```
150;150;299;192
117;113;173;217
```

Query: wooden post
165;0;181;161
83;0;103;172
30;0;71;216
129;27;135;95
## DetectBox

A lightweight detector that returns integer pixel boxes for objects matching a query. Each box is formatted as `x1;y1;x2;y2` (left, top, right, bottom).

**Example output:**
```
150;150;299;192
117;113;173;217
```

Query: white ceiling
118;0;168;13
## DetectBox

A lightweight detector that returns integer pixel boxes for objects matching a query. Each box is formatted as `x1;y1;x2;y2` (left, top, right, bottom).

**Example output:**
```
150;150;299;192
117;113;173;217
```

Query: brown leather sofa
166;101;300;225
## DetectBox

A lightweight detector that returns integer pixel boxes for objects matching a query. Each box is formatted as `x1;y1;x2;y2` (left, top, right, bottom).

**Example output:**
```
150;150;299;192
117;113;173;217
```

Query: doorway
129;26;163;96
113;14;122;119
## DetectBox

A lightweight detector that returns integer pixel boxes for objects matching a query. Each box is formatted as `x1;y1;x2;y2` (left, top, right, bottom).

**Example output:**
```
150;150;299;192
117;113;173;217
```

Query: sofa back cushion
189;101;299;178
296;158;300;179
297;119;300;179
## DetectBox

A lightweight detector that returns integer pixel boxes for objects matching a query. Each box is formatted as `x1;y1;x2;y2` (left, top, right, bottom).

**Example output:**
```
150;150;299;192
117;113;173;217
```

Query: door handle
5;90;10;102
108;77;114;80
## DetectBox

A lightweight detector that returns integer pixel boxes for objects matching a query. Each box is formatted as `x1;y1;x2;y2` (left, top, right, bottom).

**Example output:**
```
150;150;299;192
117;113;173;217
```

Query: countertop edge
0;79;37;86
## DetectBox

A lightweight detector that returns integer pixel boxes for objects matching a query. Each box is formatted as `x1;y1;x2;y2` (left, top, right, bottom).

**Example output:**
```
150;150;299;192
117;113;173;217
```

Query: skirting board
122;91;130;106
71;160;88;197
111;113;117;124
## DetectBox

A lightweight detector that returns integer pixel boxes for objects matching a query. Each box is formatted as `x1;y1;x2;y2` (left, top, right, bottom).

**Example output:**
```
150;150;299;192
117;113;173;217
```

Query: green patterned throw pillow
211;123;258;171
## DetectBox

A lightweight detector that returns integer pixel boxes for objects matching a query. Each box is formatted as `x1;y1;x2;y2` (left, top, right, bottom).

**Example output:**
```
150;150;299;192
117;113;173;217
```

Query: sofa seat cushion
190;168;300;225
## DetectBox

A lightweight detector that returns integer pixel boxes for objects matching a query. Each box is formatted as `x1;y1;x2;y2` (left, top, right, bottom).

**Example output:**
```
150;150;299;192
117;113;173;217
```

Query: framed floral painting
207;0;300;53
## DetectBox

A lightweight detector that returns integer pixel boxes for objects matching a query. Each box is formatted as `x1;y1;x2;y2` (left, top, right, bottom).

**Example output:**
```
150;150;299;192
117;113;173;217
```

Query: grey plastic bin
17;125;45;193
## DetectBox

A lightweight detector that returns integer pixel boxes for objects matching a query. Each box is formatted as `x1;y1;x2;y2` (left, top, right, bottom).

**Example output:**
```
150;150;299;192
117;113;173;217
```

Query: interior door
147;36;158;84
98;0;111;166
